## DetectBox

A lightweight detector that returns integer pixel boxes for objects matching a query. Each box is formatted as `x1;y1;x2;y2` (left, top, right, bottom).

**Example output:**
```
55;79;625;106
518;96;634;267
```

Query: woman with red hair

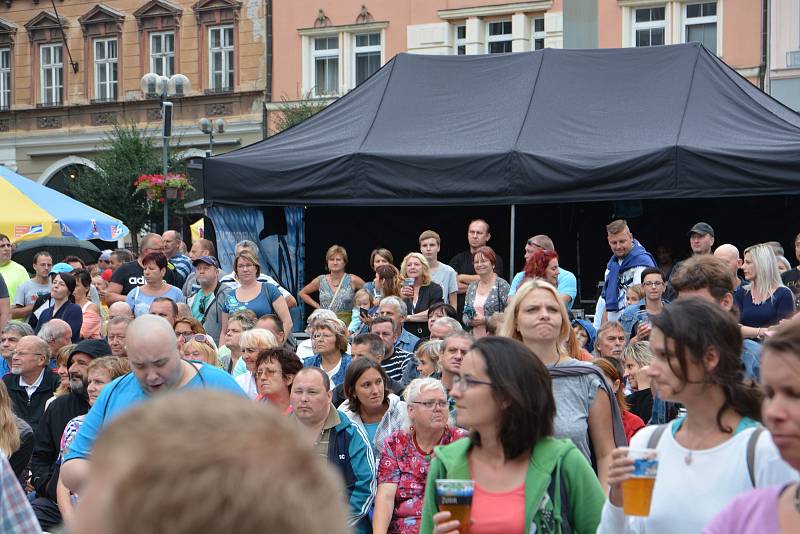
524;249;560;286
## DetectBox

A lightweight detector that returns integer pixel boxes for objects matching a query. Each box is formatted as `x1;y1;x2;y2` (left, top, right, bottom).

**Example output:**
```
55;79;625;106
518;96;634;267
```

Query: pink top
472;291;488;338
703;485;783;534
470;481;526;534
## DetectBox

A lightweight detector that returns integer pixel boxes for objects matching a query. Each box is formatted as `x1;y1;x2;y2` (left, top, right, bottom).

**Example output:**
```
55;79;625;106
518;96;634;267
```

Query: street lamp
140;72;191;232
199;118;225;157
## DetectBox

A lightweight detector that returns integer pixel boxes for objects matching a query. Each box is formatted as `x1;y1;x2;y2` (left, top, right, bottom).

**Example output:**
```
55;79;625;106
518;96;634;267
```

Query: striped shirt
381;348;413;382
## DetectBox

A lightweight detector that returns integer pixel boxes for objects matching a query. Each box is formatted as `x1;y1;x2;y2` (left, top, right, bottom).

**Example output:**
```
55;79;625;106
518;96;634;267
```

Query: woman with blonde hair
499;279;624;488
415;340;443;378
45;344;76;411
182;334;219;367
235;328;280;398
299;245;365;326
400;252;443;339
735;243;795;338
0;380;34;484
219;250;292;341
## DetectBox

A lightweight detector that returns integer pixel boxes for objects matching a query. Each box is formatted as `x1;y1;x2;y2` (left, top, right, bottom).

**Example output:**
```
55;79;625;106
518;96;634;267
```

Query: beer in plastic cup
622;448;659;516
403;277;415;287
435;479;474;534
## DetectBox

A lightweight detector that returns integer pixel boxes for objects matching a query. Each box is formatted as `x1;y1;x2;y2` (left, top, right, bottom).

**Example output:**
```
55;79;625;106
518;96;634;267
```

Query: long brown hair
0;381;20;456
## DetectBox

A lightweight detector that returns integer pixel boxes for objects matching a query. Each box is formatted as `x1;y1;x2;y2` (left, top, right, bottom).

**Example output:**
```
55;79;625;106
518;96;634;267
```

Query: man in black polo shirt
448;219;504;313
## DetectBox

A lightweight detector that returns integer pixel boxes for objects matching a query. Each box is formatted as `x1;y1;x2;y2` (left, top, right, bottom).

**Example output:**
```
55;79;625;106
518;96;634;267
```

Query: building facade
769;0;800;110
0;0;266;188
269;0;764;123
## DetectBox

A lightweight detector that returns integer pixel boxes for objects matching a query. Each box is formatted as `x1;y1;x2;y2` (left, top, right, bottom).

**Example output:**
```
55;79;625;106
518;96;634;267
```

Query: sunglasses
526;239;545;249
180;333;213;345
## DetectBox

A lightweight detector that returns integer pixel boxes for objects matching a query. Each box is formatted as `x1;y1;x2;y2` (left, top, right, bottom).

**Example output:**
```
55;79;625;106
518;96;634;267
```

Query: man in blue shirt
60;314;244;495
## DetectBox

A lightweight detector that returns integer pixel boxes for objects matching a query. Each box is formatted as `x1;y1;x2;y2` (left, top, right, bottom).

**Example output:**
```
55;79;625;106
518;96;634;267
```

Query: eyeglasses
180;334;212;345
452;375;493;391
312;333;335;340
643;281;663;287
256;368;280;378
412;400;448;409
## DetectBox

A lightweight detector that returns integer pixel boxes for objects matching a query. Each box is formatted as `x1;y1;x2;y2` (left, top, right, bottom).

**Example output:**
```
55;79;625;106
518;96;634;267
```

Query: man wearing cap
665;222;716;301
187;256;223;343
30;339;112;530
12;251;52;320
182;239;216;298
0;233;31;303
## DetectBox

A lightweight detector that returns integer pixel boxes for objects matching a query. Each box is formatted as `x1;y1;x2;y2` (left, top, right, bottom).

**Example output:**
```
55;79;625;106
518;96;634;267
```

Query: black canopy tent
204;43;800;207
203;43;800;297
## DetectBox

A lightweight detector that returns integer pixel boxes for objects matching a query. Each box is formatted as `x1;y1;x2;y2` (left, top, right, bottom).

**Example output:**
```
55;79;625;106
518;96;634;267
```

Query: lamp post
199;118;225;157
140;72;191;232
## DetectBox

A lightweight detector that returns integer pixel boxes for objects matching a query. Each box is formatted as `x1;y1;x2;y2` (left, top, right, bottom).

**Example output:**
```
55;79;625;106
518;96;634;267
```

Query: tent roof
204;43;800;207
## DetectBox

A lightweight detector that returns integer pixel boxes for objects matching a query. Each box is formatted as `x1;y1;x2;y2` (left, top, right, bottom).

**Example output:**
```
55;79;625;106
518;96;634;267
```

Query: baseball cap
687;222;714;237
99;249;112;262
193;255;220;268
49;263;74;275
68;339;112;367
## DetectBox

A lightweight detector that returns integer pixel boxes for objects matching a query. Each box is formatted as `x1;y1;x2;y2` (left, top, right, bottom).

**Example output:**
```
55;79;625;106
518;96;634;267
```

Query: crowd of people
0;220;798;533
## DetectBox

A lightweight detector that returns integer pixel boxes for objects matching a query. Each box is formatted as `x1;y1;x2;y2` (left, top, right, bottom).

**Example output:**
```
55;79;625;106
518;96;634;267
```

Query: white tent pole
509;204;516;280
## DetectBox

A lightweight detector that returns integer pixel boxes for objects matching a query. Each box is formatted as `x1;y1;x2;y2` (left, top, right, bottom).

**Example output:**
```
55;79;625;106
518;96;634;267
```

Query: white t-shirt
235;371;258;399
430;262;457;300
597;424;799;534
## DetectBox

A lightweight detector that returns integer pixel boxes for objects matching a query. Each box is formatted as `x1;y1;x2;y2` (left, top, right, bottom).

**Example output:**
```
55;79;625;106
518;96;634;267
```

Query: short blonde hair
239;328;279;352
325;245;348;265
414;340;443;374
400;252;432;286
87;356;131;380
182;340;218;365
606;219;629;235
499;279;570;357
86;391;349;534
419;230;440;246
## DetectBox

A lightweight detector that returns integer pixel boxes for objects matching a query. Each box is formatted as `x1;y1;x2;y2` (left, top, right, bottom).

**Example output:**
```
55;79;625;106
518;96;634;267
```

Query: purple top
703;485;784;534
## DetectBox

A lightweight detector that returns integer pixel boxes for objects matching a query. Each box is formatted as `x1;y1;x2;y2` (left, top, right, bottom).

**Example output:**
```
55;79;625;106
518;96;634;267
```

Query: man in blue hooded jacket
595;219;656;328
290;367;376;534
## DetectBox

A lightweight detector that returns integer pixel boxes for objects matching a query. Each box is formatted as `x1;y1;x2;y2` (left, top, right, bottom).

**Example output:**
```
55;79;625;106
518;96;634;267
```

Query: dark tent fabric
204;43;800;207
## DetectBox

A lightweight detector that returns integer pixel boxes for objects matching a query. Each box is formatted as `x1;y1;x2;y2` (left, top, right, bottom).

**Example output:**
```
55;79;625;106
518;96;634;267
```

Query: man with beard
30;339;112;530
60;315;244;495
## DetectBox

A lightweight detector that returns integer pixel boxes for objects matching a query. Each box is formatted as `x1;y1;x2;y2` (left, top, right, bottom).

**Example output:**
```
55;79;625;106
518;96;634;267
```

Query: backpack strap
544;444;574;534
746;426;764;487
647;424;669;449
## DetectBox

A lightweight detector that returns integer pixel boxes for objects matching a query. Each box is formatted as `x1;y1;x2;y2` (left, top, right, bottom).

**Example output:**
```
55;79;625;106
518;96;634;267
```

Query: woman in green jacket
420;337;604;534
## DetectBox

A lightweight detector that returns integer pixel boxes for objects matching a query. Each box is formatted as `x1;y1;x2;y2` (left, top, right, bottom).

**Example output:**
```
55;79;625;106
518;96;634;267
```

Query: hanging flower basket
134;173;194;202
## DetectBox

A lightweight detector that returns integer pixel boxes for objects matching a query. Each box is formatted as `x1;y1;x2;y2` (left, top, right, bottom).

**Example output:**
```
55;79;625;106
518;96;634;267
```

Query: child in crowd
348;289;374;335
626;283;646;306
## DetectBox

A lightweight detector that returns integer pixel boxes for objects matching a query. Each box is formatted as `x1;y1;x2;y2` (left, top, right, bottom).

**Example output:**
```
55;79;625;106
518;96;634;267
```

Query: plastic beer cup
435;479;474;534
622;448;659;516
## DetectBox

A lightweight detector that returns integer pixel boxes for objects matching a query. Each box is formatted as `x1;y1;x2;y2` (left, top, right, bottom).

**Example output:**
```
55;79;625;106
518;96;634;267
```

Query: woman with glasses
234;328;280;399
421;337;604;534
373;377;467;534
181;333;219;367
736;243;796;339
254;347;303;414
303;318;352;387
341;358;407;457
219;250;293;343
174;317;205;350
125;253;185;318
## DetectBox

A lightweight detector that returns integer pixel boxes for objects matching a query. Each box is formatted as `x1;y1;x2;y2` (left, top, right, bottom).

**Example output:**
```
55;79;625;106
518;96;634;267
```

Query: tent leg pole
509;204;516;281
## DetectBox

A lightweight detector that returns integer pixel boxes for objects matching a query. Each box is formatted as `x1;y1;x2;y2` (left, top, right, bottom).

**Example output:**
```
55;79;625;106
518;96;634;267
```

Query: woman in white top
234;328;279;399
600;297;798;534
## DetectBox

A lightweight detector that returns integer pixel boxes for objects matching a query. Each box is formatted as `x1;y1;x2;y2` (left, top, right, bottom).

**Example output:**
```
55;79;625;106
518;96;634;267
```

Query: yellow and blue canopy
0;165;129;243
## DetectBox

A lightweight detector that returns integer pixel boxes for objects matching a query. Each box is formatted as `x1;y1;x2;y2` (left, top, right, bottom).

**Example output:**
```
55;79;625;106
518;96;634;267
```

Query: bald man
714;244;744;291
60;315;245;495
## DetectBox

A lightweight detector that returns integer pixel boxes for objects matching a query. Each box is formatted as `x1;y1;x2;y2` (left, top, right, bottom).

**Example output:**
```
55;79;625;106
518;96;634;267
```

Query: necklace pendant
684;453;693;466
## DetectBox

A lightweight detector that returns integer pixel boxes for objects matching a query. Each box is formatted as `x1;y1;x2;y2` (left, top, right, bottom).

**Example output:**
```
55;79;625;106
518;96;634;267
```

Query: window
150;32;175;78
487;20;512;54
455;25;466;55
312;36;339;96
0;48;9;109
40;44;63;106
633;6;665;47
684;2;717;55
209;26;234;92
788;51;800;68
354;32;380;86
532;17;545;50
94;38;118;101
